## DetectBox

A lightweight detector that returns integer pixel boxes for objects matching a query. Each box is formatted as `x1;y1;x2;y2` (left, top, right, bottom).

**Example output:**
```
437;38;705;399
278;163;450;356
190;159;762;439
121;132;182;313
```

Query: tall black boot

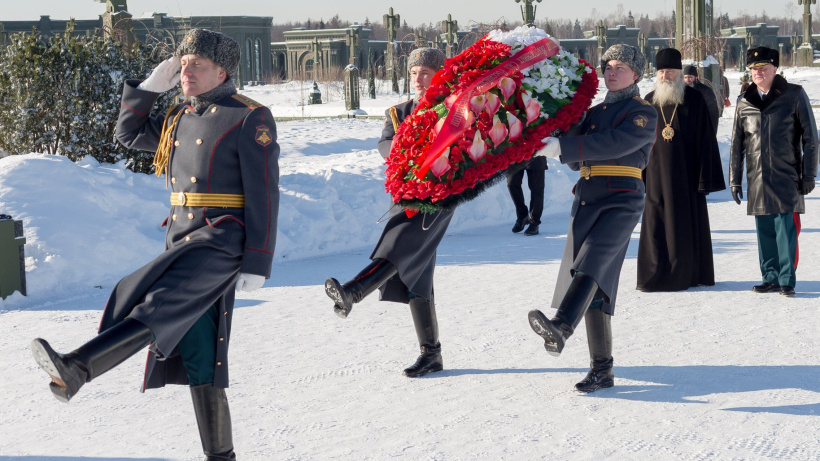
31;318;154;403
528;272;598;356
325;258;399;318
403;296;443;377
575;308;614;393
191;384;236;461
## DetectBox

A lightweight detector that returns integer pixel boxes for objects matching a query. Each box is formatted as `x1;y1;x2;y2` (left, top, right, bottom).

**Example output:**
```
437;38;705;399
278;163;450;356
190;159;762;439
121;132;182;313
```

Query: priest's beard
653;74;685;106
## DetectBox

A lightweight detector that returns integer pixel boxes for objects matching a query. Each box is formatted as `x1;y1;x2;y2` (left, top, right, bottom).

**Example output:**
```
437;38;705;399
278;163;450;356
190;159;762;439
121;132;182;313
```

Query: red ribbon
414;37;561;180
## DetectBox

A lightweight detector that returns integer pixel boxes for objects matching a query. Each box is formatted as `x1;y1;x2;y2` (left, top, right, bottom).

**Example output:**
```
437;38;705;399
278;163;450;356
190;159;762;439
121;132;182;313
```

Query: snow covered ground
1;67;820;460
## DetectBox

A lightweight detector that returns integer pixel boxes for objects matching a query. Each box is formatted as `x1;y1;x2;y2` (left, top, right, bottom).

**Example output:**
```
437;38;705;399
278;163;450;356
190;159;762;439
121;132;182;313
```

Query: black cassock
637;86;726;292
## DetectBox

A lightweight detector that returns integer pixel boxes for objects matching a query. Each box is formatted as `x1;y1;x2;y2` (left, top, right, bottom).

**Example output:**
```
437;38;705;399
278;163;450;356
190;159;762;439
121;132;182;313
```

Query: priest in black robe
637;48;726;292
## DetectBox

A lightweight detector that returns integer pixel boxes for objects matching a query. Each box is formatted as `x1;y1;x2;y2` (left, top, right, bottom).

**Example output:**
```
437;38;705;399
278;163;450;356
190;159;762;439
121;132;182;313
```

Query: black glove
800;178;815;195
731;186;743;204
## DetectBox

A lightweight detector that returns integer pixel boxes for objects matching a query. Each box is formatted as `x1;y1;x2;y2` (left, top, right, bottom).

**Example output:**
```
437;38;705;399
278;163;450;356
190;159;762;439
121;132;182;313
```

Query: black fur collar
744;74;788;110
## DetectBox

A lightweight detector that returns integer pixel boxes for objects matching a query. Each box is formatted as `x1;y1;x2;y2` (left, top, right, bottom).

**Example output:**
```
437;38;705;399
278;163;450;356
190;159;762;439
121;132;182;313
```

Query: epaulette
632;96;652;106
231;94;262;110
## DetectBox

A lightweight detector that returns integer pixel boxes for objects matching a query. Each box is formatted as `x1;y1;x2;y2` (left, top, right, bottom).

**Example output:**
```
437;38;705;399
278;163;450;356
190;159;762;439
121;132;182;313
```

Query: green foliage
0;21;178;173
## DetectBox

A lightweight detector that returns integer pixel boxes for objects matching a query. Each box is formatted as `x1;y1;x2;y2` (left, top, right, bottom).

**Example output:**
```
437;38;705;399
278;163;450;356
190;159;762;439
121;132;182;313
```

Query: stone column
383;7;401;93
797;0;816;66
344;64;361;112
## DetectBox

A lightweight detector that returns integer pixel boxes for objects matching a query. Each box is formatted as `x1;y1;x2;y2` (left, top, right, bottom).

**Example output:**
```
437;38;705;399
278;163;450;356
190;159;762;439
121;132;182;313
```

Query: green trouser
177;303;218;386
755;213;801;288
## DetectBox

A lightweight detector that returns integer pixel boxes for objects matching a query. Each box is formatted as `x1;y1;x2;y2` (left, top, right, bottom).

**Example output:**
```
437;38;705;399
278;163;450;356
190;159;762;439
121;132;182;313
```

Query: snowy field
1;67;820;460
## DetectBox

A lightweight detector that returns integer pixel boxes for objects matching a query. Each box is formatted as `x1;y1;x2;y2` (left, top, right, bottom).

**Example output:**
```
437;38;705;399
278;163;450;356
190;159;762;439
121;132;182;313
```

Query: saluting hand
138;56;181;94
731;186;743;204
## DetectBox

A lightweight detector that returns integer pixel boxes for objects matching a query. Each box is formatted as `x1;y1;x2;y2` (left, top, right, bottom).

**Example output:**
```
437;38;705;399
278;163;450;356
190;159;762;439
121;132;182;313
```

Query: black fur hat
655;48;682;70
746;46;779;68
176;29;240;78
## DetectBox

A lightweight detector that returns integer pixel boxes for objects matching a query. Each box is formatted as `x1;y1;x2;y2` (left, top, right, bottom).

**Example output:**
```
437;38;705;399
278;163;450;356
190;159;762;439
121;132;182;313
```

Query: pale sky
2;1;798;26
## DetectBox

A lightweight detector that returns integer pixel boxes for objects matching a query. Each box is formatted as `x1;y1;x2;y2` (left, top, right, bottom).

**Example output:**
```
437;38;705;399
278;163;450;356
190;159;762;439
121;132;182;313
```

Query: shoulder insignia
632;96;652;106
633;114;649;128
255;125;273;146
231;94;262;110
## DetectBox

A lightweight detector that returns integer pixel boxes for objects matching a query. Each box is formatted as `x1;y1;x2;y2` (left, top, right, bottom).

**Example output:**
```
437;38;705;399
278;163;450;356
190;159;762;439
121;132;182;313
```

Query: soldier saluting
31;29;279;460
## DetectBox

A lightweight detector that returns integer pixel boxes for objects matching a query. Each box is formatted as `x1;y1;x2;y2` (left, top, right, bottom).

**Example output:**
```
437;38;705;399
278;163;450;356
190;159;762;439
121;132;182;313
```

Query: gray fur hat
600;44;647;83
407;47;446;71
176;29;240;78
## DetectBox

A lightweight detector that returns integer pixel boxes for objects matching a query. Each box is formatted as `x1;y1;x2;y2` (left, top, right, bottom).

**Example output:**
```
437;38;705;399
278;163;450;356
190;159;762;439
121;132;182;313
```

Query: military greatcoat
102;79;279;389
552;94;658;315
374;100;454;303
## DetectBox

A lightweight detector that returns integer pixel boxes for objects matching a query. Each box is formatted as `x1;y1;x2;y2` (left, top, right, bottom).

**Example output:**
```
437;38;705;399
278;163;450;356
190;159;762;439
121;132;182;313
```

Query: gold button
581;201;586;205
602;105;607;110
172;214;177;221
190;177;197;183
185;235;191;241
590;125;596;130
171;177;176;184
211;107;218;113
219;337;224;341
217;362;222;366
187;212;194;220
185;109;190;114
174;140;180;146
224;312;227;315
196;139;203;145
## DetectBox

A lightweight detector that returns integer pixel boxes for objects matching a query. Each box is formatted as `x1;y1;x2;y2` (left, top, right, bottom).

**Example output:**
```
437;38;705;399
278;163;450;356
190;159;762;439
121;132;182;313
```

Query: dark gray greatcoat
103;80;279;390
552;93;658;314
374;100;454;303
730;74;818;216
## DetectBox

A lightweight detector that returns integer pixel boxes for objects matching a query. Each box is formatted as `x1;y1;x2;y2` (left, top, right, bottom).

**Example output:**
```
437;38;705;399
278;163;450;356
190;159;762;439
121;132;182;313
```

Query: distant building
0;13;273;84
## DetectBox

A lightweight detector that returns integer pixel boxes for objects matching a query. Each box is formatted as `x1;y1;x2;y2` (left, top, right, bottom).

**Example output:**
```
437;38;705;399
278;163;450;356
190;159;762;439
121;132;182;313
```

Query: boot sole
528;310;564;357
403;363;444;378
324;279;351;318
31;339;75;403
575;378;614;393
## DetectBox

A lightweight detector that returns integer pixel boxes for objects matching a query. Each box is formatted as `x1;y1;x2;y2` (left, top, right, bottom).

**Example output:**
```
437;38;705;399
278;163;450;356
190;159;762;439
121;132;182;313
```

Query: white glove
235;273;265;292
138;56;181;93
534;137;561;159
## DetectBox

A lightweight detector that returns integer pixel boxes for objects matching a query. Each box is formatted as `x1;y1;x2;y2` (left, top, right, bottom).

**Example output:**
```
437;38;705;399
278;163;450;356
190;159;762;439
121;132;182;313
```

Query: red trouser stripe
793;212;801;269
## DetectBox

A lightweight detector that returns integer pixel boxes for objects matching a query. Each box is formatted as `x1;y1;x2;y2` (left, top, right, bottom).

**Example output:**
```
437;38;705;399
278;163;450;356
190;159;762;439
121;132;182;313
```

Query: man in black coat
31;29;279;459
730;46;818;297
637;49;725;292
328;47;452;379
683;64;720;133
506;156;547;235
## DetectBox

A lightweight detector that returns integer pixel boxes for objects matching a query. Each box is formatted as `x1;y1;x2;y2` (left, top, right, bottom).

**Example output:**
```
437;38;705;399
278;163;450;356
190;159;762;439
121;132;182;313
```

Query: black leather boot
191;384;236;461
325;258;398;318
403;296;443;377
31;318;154;403
528;272;598;356
575;308;614;393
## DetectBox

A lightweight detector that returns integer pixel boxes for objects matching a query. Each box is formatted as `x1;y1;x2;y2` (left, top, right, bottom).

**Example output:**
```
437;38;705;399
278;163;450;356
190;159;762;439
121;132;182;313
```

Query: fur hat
684;65;698;76
600;44;646;83
746;46;779;68
655;48;682;70
176;29;240;78
407;47;446;71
